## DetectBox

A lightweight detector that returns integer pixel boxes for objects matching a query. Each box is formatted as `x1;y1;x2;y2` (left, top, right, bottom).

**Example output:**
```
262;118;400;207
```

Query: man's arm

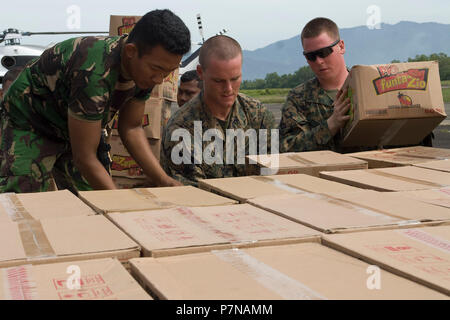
118;98;182;187
68;115;117;190
279;92;334;153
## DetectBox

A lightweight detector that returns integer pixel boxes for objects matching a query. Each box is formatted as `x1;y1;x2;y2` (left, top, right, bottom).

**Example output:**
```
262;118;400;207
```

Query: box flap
199;174;360;203
395;188;450;209
320;166;450;191
129;242;447;299
414;159;450;173
79;186;236;214
322;226;450;295
0;222;26;263
107;204;320;256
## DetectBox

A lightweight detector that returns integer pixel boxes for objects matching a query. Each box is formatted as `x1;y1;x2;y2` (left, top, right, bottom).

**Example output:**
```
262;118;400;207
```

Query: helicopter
0;28;108;87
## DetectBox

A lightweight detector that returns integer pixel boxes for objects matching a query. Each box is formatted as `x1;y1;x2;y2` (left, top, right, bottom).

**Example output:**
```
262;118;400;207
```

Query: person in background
177;70;202;107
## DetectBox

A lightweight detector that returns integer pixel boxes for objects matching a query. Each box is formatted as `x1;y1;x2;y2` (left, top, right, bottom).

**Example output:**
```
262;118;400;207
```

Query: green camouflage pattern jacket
279;77;339;153
1;35;151;143
161;92;276;186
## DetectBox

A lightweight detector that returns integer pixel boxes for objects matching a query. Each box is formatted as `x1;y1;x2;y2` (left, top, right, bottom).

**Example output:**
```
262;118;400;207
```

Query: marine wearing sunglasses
303;38;340;61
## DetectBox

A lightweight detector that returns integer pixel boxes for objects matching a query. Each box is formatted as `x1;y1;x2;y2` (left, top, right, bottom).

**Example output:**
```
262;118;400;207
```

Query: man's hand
327;88;351;137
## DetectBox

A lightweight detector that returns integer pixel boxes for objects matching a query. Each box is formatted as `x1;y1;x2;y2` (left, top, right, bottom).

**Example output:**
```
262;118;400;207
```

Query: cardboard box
129;242;447;300
0;190;96;222
414;159;450;173
341;61;446;147
79;186;238;215
395;187;450;209
322;226;450;296
0;258;151;300
249;190;450;234
109;135;161;179
106;204;321;257
246;150;368;176
0;215;140;269
348;146;450;168
319;166;450;192
199;174;360;203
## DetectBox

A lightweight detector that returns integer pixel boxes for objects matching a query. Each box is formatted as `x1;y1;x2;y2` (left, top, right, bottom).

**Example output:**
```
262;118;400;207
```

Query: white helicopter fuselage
0;44;45;79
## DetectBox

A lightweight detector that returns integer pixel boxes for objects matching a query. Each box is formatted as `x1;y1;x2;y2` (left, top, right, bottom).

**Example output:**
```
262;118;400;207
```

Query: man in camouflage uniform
279;18;352;153
0;10;190;193
162;35;276;186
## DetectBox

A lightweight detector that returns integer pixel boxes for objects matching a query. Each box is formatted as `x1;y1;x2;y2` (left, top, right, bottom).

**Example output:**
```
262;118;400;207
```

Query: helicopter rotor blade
21;31;108;36
196;14;205;44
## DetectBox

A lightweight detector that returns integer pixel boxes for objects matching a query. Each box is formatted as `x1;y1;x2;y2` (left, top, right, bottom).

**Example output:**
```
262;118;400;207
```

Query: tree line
241;52;450;90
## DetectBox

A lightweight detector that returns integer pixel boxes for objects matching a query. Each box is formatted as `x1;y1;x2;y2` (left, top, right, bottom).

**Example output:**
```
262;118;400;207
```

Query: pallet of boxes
108;15;179;189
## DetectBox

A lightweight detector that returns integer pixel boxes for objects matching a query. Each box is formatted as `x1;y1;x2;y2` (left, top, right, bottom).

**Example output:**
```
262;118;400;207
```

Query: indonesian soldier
177;70;202;107
0;9;190;193
279;17;351;152
161;35;276;186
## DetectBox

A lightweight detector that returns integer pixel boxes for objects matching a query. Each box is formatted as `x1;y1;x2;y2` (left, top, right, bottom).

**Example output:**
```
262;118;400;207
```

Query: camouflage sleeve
66;39;112;122
161;123;207;187
279;91;333;152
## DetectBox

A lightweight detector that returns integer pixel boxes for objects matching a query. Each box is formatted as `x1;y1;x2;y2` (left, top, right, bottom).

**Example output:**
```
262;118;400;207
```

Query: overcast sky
2;0;450;51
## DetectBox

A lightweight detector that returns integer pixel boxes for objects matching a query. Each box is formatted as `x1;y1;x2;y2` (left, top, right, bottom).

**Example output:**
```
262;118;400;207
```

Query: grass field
242;87;450;104
442;80;450;87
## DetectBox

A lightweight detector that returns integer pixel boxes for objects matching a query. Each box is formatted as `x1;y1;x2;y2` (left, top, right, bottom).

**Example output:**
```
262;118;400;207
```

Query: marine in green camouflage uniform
0;35;151;193
161;92;276;186
279;77;340;153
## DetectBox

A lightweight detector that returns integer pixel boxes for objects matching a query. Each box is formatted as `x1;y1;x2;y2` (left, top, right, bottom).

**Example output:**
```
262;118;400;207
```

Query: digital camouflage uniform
0;35;151;193
279;77;341;153
161;92;276;186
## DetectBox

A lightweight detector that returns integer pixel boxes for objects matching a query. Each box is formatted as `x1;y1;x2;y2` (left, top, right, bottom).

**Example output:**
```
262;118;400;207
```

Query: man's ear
197;64;204;80
339;40;345;55
124;43;139;59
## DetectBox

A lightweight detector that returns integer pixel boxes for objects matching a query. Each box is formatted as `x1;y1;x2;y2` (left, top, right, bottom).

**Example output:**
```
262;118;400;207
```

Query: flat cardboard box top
395;187;450;209
247;150;368;169
0;190;96;222
129;242;447;300
0;258;151;300
107;204;321;257
0;215;140;268
348;146;450;168
319;166;450;191
79;186;237;214
199;174;360;203
322;226;450;295
248;189;450;234
414;159;450;173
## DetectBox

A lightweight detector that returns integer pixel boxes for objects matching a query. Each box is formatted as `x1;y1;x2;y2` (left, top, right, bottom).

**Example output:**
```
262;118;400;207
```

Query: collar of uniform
199;90;242;129
119;35;133;81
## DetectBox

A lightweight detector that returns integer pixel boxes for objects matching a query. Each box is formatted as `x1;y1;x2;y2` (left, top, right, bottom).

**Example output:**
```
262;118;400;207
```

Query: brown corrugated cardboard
414;159;450;173
199;174;360;203
341;62;446;147
247;150;368;176
322;226;450;296
395;187;450;209
248;190;450;234
79;186;238;214
129;242;447;300
0;190;96;222
0;258;151;300
109;135;161;179
348;146;450;168
0;215;140;269
319;166;450;191
107;204;321;257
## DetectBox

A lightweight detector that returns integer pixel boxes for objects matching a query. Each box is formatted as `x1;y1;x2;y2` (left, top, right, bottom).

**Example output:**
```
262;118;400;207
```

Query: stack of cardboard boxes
108;15;179;189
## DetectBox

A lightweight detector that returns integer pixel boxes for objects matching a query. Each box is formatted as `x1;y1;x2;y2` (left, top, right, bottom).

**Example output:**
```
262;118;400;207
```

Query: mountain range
242;21;450;80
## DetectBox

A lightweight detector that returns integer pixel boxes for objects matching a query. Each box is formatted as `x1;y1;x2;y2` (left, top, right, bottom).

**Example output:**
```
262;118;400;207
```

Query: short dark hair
199;35;242;70
180;70;202;89
301;17;340;43
127;9;191;56
2;66;23;88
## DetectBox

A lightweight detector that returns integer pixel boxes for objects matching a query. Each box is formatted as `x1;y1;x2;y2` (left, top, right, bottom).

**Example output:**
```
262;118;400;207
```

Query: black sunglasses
303;39;340;62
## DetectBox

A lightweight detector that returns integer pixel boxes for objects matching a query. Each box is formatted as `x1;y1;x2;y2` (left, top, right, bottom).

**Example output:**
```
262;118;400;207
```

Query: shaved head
199;35;242;70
